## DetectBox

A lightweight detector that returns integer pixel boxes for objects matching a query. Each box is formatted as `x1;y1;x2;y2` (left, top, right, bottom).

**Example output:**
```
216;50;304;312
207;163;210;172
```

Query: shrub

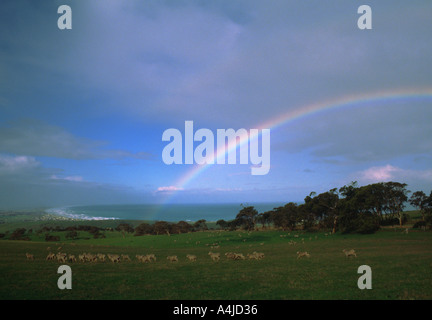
66;230;78;240
45;234;60;242
413;220;427;229
9;228;27;240
339;212;380;234
134;223;154;236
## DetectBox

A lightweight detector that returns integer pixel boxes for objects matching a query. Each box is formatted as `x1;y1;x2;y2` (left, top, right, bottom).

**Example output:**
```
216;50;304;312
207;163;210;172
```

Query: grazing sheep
208;251;220;261
145;255;154;263
136;254;156;263
85;253;97;262
136;254;148;263
97;253;106;262
342;249;357;258
46;252;55;261
296;251;310;259
26;253;34;261
167;255;178;262
224;252;244;260
225;252;236;260
107;254;120;263
234;253;245;260
56;253;67;263
248;251;264;260
121;254;131;262
186;254;197;262
247;253;256;260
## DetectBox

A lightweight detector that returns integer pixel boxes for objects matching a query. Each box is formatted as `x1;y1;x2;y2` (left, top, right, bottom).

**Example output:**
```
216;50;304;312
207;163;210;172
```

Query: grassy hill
1;211;431;300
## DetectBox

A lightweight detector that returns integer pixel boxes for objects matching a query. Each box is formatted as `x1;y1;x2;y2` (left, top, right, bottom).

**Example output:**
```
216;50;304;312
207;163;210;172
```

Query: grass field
1;220;432;300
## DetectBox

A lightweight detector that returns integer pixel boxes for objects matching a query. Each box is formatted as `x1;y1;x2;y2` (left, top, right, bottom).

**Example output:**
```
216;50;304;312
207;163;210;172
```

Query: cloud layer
0;1;431;207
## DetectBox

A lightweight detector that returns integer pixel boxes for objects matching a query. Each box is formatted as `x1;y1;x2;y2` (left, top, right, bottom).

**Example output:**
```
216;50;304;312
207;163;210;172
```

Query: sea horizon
45;202;288;222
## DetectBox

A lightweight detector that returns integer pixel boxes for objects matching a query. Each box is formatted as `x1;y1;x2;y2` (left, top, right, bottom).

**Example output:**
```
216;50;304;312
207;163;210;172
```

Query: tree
256;212;272;229
193;219;208;232
134;223;154;236
153;221;172;236
10;228;27;240
235;206;258;231
307;188;340;233
45;233;60;242
409;191;428;221
116;223;134;238
65;230;78;240
270;203;299;231
338;183;383;233
174;221;193;234
216;219;229;230
382;182;409;227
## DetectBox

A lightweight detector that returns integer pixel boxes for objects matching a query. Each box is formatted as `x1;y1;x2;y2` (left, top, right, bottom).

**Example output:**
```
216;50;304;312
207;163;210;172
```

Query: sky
1;0;432;209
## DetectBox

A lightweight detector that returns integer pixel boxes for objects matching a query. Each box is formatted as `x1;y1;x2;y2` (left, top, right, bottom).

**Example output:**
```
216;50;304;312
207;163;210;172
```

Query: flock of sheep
25;247;357;263
295;248;357;259
23;232;358;264
25;249;266;264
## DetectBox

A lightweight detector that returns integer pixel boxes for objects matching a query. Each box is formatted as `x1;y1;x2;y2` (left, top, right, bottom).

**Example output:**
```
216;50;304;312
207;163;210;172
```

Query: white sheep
121;254;131;262
85;253;97;262
342;249;357;258
107;254;120;263
46;252;55;261
26;253;34;261
251;251;264;260
56;253;67;263
234;253;245;260
225;252;236;260
296;251;310;259
186;254;197;262
208;251;220;261
167;255;178;262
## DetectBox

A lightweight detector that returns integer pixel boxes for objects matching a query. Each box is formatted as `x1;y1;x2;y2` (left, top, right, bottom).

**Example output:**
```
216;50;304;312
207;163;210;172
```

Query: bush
9;228;27;240
380;217;400;226
339;212;380;234
413;220;427;229
66;230;78;240
134;223;154;236
45;234;60;242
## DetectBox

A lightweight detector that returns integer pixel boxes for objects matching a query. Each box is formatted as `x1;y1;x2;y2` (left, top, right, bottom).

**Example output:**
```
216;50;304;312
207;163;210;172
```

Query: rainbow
160;87;432;204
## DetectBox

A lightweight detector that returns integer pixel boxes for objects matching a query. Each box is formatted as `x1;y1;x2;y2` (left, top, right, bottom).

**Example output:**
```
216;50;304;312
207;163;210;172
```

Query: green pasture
1;226;431;300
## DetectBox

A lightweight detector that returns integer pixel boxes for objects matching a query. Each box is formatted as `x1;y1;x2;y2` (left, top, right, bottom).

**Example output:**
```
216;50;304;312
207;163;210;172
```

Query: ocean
45;203;286;222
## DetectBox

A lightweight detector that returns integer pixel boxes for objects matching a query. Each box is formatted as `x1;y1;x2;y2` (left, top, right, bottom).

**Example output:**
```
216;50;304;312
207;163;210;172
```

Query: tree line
2;181;431;240
217;181;432;234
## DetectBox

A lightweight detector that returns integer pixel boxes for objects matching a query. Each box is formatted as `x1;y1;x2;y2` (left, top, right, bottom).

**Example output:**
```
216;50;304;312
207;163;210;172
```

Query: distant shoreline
40;202;287;223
